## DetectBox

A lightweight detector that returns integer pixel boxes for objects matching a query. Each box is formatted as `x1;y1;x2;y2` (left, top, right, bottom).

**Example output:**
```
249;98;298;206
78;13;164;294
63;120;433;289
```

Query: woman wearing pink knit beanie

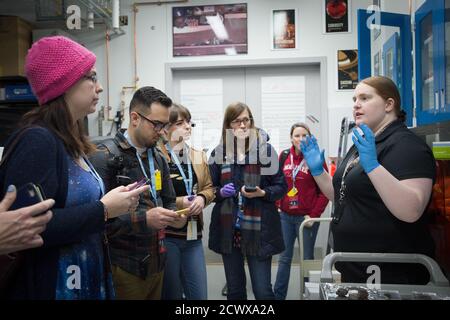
0;36;148;300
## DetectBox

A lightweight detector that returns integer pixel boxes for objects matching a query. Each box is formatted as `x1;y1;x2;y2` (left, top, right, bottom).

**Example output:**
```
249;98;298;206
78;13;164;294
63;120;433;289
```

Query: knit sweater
0;127;106;299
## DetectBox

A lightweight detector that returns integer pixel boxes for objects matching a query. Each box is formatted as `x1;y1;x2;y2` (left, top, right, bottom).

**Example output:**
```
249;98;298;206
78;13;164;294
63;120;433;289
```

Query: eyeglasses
83;74;98;83
136;112;170;132
230;117;252;126
174;119;196;128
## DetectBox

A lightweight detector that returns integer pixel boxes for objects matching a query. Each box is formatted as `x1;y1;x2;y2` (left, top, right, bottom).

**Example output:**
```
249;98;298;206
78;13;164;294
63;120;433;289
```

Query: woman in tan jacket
159;103;215;300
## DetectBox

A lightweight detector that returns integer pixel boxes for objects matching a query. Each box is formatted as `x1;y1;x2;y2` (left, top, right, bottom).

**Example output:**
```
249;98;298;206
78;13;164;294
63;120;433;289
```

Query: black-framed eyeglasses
136;112;170;132
230;117;252;126
83;73;98;83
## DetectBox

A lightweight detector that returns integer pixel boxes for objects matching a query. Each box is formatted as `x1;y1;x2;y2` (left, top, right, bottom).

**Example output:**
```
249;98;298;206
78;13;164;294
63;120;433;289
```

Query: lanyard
338;148;359;205
124;131;158;204
83;156;105;196
290;154;305;181
166;143;193;196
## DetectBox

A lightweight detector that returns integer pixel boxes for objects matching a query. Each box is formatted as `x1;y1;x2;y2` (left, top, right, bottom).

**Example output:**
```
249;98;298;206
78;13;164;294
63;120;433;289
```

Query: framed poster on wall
338;49;358;90
271;9;297;50
172;3;248;57
323;0;351;33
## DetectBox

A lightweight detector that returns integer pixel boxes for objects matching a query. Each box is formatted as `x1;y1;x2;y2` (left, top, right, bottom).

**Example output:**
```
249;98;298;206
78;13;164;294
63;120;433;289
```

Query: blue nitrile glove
352;124;380;174
220;183;236;198
300;135;325;176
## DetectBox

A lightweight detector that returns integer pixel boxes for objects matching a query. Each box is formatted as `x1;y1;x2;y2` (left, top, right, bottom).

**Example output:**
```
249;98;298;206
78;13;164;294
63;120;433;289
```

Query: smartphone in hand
129;177;150;190
10;183;46;214
244;186;257;193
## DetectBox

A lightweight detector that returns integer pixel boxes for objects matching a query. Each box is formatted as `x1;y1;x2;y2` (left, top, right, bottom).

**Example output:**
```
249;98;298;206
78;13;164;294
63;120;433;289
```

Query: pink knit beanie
25;36;96;105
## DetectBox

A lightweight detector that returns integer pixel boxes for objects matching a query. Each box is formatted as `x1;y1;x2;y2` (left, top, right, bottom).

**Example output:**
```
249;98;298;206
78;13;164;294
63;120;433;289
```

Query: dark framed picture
35;0;67;21
338;49;358;90
271;9;297;50
323;0;351;33
172;3;248;57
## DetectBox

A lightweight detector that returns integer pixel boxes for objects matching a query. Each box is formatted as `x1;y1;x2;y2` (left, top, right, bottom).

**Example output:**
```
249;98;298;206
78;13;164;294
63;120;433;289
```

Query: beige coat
159;143;215;228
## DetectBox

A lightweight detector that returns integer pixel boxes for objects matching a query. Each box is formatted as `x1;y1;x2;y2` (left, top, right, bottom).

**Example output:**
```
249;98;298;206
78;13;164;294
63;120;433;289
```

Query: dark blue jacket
0;127;105;299
208;138;287;258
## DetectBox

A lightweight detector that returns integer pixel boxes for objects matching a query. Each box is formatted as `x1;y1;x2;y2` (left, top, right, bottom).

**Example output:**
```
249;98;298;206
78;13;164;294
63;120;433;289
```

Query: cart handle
320;252;449;287
298;217;332;300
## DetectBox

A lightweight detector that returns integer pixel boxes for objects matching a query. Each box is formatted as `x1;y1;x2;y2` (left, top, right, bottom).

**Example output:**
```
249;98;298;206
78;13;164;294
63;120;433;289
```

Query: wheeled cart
317;252;450;300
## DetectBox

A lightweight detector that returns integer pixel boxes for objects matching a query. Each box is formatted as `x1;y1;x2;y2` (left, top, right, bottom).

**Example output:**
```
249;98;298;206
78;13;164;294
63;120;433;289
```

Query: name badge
187;219;198;241
287;187;298;197
155;169;162;191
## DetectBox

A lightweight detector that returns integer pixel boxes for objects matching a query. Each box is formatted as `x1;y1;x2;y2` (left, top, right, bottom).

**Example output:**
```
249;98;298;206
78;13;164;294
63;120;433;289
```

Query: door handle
441;89;445;111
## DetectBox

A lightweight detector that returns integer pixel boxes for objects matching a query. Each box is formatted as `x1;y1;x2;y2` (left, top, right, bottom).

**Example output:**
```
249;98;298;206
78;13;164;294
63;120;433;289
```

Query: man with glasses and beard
90;86;182;299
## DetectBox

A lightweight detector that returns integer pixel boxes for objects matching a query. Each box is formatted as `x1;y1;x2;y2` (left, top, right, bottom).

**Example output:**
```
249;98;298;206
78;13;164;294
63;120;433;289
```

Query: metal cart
298;217;332;300
318;252;450;300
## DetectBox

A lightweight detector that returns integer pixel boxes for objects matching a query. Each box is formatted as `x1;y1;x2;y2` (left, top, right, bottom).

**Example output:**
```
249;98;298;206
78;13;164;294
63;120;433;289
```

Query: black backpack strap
279;149;290;171
95;138;120;157
153;146;165;170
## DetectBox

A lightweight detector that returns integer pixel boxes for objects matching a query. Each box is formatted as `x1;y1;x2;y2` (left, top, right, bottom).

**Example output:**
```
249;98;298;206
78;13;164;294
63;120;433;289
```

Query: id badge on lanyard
287;155;304;210
134;148;161;206
187;218;198;241
124;130;161;206
166;143;197;240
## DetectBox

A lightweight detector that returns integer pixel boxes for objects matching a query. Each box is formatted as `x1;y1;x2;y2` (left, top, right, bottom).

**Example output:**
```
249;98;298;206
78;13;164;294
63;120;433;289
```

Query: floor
206;263;303;300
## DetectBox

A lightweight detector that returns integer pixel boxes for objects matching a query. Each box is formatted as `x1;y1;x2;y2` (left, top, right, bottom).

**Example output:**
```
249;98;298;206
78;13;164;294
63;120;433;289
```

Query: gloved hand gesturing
220;183;236;198
352;124;379;174
300;135;325;176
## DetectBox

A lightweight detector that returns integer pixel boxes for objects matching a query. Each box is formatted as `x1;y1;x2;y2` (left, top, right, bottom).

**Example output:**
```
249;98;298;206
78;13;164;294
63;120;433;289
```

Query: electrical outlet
119;15;128;26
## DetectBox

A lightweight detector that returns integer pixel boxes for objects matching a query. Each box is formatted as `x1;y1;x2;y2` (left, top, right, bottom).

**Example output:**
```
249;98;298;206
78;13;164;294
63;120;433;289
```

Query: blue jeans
274;212;319;300
222;246;275;300
162;237;207;300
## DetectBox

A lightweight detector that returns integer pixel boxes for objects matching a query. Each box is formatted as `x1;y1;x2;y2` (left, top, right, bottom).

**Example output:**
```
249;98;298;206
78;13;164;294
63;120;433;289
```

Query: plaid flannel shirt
90;129;177;279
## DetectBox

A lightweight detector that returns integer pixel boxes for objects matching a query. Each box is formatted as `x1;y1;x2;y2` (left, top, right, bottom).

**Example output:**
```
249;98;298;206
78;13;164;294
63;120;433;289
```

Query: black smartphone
244;186;257;193
10;183;46;214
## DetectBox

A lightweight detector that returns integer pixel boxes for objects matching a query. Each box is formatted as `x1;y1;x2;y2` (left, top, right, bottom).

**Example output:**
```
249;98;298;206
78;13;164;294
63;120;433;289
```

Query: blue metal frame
415;0;438;125
357;9;413;126
383;32;399;84
415;0;450;125
436;1;447;112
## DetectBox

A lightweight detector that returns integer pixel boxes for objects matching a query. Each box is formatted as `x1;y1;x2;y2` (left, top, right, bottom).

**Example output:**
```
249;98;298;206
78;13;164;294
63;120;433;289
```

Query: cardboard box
0;16;33;77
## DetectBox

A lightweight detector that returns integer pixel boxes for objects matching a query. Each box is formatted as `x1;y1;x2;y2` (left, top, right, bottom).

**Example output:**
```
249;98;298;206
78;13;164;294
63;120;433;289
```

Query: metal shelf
410;120;450;136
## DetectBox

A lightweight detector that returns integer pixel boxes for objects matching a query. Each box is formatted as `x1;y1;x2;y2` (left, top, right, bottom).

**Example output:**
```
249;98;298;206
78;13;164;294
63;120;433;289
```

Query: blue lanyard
124;131;158;204
290;154;305;181
166;143;193;196
147;149;158;204
83;156;105;196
